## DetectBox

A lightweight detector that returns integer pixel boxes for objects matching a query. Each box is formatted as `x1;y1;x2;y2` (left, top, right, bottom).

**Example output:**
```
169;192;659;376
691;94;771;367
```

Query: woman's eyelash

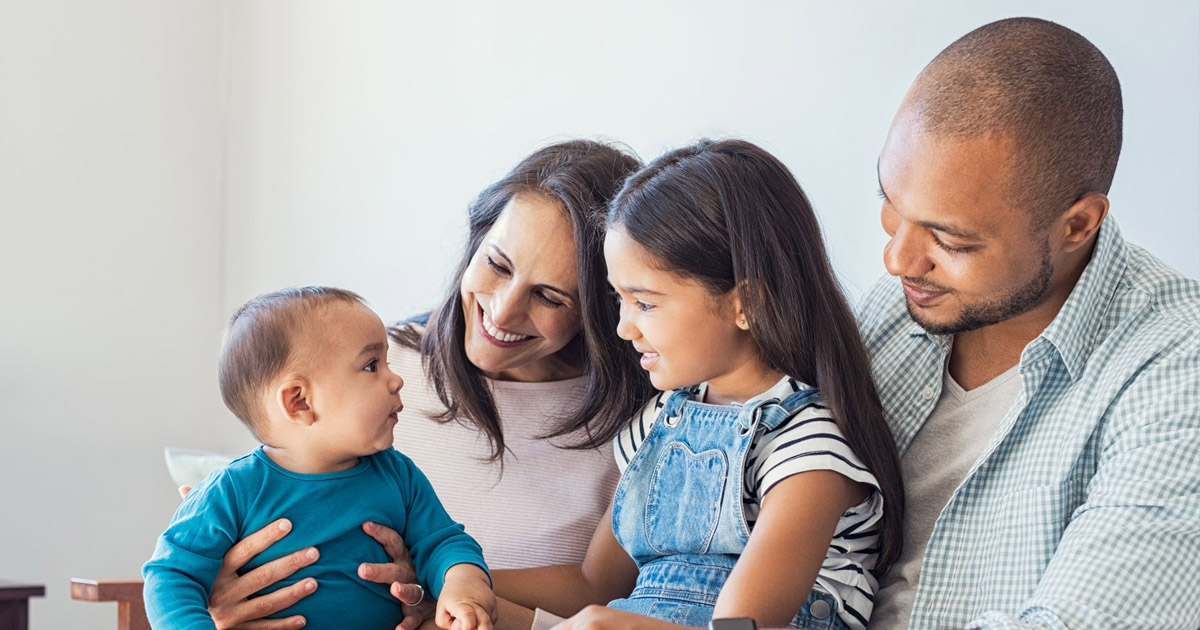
876;188;887;200
487;256;566;309
536;293;566;309
485;256;510;275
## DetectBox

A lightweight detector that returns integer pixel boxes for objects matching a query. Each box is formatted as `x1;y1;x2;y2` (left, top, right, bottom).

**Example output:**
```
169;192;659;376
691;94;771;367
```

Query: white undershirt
870;364;1021;630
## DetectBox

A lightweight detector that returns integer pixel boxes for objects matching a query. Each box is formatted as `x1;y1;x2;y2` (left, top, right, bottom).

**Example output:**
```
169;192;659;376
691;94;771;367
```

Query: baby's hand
435;564;495;630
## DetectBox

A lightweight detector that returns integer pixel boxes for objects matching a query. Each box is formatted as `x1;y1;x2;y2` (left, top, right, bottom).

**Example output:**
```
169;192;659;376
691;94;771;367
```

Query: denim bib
608;386;846;629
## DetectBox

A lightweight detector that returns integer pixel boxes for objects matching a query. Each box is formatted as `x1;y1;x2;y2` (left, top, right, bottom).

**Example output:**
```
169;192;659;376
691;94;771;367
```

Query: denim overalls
608;386;847;629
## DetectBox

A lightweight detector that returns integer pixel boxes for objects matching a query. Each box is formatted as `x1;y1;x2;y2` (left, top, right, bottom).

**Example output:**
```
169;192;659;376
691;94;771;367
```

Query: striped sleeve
746;404;881;504
614;391;668;473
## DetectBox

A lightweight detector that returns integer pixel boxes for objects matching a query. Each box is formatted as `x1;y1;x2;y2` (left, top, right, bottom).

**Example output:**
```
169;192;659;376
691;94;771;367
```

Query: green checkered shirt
858;219;1200;630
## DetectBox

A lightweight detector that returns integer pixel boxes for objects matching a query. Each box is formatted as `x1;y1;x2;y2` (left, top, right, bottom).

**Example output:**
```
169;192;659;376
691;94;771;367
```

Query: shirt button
809;599;831;620
921;387;935;400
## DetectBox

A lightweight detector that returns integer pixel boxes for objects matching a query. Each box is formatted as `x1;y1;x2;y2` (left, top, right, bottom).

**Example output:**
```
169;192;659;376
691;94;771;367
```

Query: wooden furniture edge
70;578;144;602
70;579;150;630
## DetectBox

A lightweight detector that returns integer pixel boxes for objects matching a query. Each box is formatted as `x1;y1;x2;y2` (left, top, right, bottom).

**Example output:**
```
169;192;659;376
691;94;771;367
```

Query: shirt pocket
979;481;1085;598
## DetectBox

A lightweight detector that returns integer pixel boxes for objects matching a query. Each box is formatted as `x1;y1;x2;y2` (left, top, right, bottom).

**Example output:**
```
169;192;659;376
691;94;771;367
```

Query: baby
143;287;494;630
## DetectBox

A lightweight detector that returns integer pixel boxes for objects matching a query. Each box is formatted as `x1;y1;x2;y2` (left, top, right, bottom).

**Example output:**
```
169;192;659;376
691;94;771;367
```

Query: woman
202;140;654;630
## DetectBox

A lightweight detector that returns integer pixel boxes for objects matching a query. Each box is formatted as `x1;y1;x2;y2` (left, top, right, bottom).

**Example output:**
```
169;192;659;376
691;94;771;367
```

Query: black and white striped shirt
613;376;884;630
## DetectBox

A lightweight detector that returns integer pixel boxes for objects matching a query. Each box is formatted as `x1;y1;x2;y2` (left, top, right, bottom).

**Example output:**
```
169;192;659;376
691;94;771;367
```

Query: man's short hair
218;286;364;437
911;17;1123;228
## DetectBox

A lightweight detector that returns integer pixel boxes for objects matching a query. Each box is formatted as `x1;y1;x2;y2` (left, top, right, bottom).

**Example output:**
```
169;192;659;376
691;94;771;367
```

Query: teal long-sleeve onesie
143;447;489;630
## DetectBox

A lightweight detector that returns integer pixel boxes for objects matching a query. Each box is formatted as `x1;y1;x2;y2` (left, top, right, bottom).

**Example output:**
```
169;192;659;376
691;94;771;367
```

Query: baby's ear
275;377;315;427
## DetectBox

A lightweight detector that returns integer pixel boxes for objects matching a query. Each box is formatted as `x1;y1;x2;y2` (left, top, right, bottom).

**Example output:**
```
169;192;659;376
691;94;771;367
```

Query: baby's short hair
219;286;365;436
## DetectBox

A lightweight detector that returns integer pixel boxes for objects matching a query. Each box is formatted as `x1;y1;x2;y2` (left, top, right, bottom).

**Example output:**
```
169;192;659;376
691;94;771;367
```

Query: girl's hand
550;605;684;630
208;518;320;629
435;564;496;630
359;521;438;630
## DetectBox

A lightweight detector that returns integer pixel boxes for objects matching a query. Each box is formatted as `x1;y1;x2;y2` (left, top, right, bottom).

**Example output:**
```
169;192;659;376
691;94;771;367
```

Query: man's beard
907;241;1055;336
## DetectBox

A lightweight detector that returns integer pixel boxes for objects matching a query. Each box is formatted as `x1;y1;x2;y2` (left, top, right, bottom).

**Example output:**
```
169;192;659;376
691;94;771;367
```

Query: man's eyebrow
488;243;578;302
919;221;982;241
358;342;386;356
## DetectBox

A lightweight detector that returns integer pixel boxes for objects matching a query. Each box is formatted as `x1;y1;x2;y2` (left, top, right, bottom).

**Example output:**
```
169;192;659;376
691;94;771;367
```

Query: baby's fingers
439;602;482;630
455;606;479;630
435;602;453;629
473;604;492;630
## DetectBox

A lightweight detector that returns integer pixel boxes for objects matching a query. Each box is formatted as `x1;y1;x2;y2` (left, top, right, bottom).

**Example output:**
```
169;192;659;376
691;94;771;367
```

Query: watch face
709;618;757;630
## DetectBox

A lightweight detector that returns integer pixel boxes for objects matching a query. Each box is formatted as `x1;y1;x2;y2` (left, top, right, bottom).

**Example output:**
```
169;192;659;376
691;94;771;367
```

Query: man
863;17;1200;630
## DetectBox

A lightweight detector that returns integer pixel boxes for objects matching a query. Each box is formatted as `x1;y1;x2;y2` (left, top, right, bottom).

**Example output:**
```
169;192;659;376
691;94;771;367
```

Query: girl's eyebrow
609;281;665;296
628;287;664;296
489;243;578;301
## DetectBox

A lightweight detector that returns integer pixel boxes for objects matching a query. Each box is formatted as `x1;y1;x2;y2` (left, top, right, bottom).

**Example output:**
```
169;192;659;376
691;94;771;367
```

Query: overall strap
660;386;697;421
741;386;823;433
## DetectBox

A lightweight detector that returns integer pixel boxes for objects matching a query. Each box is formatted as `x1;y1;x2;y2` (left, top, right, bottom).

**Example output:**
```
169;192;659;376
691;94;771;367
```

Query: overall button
921;387;935;401
809;599;831;620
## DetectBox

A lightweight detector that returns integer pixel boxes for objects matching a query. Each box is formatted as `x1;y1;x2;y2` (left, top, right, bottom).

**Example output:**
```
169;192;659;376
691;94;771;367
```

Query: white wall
0;1;239;629
221;0;1199;324
1;2;1196;629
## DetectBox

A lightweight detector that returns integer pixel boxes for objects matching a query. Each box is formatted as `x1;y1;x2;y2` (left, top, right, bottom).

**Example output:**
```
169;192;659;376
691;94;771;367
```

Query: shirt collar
695;375;804;406
1036;218;1127;382
905;218;1128;382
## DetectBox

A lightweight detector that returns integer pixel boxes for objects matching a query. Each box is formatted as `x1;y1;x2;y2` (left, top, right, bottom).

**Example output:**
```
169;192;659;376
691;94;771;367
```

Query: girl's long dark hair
608;139;904;575
391;140;654;461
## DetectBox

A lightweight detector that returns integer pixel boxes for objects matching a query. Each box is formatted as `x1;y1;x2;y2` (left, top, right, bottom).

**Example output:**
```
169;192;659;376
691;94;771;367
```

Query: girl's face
605;227;775;405
459;193;583;382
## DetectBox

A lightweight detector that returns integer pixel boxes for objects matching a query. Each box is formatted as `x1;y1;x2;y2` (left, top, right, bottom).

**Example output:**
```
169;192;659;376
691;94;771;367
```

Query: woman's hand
179;487;319;628
358;521;438;630
208;518;320;630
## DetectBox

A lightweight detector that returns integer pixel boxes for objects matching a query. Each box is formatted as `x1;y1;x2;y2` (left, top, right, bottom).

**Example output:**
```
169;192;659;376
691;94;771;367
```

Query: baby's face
302;301;404;460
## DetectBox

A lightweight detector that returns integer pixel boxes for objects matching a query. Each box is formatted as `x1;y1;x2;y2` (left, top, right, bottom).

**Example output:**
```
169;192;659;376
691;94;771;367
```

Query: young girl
494;139;903;630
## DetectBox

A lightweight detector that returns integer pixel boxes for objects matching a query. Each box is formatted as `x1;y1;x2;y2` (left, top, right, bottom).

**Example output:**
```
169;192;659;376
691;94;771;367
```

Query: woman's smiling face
459;193;584;382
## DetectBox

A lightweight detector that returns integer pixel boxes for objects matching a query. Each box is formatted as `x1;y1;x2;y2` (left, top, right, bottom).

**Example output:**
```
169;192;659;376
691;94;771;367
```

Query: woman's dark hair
391;140;654;461
608;139;905;575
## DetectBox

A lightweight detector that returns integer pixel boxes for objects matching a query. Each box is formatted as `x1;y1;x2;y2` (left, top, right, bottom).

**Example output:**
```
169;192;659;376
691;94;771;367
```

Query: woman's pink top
388;341;619;569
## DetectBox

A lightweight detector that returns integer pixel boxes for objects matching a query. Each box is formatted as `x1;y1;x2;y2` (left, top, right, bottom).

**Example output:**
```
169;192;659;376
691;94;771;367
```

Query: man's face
877;110;1056;335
